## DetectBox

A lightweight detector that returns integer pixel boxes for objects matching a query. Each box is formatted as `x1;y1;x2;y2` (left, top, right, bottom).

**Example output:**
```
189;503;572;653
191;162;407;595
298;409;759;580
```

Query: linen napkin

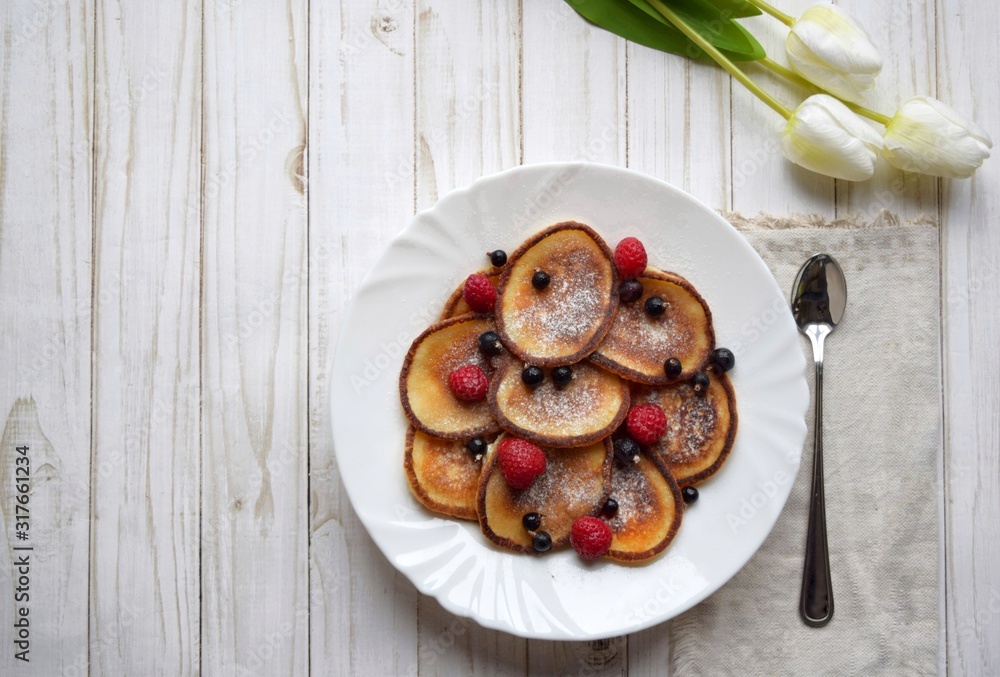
667;212;941;676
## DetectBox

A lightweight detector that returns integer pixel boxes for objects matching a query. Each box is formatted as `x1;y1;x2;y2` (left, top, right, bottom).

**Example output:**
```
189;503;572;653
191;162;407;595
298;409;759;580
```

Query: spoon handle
801;331;833;626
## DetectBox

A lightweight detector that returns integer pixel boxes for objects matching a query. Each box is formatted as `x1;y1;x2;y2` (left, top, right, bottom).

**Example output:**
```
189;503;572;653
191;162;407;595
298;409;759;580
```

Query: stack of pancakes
400;222;737;562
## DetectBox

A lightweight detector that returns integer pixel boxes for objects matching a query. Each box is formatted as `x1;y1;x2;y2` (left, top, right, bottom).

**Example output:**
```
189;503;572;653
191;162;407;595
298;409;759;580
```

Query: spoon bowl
792;254;847;329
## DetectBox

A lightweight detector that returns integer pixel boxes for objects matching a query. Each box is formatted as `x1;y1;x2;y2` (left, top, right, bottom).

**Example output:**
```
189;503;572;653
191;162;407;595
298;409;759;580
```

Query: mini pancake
440;269;501;320
606;454;683;562
632;371;737;486
404;427;495;520
591;269;714;384
488;359;629;447
399;314;501;440
478;437;612;553
495;222;618;366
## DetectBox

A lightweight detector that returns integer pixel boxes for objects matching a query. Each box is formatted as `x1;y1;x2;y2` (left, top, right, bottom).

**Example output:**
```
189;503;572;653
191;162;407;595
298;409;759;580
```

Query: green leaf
565;0;764;62
703;0;761;19
629;0;765;60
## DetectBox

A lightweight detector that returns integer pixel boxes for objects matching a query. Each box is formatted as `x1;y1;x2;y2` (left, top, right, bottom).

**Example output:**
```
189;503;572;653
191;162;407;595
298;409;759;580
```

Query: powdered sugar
607;461;658;533
435;329;494;377
508;450;605;515
602;289;698;363
496;362;623;437
666;395;719;463
635;382;723;464
505;246;611;344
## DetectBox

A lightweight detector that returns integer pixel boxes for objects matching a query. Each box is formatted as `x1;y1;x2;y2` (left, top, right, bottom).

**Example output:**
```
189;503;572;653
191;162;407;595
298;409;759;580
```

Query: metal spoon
791;253;847;628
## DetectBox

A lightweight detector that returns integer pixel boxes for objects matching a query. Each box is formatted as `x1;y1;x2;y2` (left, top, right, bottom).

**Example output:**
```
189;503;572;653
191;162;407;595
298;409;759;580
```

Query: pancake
606;453;683;562
404;427;494;520
399;314;501;439
478;437;613;553
488;359;629;447
495;222;618;366
440;269;501;320
632;371;737;486
590;269;714;384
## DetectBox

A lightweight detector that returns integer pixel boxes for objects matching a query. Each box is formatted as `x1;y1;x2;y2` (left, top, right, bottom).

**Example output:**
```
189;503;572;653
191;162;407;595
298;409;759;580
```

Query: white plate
331;163;808;640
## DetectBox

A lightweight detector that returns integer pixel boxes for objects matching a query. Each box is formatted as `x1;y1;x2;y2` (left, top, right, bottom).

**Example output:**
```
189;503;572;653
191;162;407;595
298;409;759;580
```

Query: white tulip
882;97;993;179
786;3;882;104
780;94;883;181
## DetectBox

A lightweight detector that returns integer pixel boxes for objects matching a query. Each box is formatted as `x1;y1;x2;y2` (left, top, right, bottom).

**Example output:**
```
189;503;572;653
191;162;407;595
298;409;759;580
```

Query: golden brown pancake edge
399;313;502;440
590;268;716;385
495;221;620;367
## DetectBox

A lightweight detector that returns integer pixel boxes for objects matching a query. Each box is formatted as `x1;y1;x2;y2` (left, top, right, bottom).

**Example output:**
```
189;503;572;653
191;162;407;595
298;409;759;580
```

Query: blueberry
682;486;699;504
614;437;641;465
711;347;735;372
691;372;710;395
644;296;666;317
619;279;643;303
478;330;503;356
664;357;683;379
601;497;619;518
465;438;487;459
532;531;553;553
531;271;551;290
552;366;573;387
489;250;508;267
521;365;544;387
522;512;542;531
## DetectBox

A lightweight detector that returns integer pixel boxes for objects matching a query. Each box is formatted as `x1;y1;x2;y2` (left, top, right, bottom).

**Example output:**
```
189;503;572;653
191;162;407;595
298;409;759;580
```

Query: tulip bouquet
566;0;992;181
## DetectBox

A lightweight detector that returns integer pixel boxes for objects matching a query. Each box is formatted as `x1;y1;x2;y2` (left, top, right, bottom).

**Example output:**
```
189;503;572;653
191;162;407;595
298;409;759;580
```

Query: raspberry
626;404;667;445
497;437;546;490
614;237;648;279
462;274;497;313
570;516;613;559
448;365;489;402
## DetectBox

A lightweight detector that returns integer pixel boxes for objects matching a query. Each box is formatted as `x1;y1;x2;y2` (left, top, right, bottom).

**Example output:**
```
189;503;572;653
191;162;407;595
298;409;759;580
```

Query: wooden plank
521;0;626;167
0;3;93;674
201;0;309;674
832;0;937;221
521;1;628;672
731;11;835;214
413;2;526;674
307;0;420;675
938;0;1000;673
89;1;201;674
626;43;731;209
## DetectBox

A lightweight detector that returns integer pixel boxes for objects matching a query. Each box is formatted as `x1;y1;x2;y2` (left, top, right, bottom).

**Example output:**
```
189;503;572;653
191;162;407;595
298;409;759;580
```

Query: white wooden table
0;0;996;674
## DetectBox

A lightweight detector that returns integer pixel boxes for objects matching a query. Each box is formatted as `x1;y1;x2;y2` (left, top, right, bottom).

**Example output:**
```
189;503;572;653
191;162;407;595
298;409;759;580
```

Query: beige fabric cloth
667;212;941;676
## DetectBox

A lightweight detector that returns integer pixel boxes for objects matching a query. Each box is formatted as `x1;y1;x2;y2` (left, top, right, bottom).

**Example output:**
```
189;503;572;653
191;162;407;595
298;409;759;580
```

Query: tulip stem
759;57;892;125
646;0;792;119
747;0;795;26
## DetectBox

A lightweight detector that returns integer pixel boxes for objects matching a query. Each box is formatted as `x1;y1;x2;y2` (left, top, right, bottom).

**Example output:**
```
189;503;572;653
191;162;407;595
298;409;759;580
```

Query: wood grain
938;0;1000;673
414;2;527;675
0;1;93;673
201;0;309;673
521;0;626;167
90;1;202;674
0;0;998;674
626;44;731;209
731;10;835;215
834;0;938;221
307;1;420;675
